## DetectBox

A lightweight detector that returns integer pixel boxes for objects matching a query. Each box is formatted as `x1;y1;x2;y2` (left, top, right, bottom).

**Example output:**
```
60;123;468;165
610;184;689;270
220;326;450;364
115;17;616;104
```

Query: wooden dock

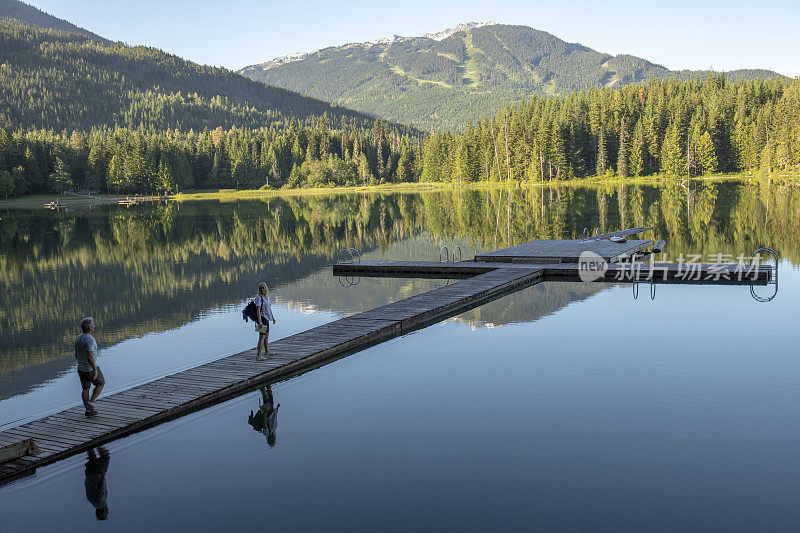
0;267;542;483
334;260;772;285
475;238;651;263
0;234;775;482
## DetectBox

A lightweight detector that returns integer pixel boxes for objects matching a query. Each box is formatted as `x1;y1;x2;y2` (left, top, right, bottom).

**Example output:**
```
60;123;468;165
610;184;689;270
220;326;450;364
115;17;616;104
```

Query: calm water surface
0;181;799;531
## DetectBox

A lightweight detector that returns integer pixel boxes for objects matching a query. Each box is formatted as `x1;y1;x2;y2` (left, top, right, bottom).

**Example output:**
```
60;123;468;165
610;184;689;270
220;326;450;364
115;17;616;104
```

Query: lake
1;180;799;531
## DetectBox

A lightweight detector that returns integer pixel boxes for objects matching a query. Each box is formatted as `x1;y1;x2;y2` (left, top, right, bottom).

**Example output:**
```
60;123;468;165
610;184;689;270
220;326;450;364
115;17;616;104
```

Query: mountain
0;0;105;41
0;18;384;132
239;23;784;129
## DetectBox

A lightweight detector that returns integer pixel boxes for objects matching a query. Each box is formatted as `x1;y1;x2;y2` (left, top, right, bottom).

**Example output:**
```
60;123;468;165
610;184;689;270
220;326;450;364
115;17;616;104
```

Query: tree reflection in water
0;181;796;392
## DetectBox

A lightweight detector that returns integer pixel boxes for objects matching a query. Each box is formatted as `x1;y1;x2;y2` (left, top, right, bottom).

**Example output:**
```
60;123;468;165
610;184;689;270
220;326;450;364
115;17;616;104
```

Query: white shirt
255;295;274;322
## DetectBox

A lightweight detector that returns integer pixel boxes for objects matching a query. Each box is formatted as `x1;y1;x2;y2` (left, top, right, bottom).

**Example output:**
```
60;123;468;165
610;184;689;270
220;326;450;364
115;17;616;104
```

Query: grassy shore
1;173;797;208
172;181;453;201
174;173;800;202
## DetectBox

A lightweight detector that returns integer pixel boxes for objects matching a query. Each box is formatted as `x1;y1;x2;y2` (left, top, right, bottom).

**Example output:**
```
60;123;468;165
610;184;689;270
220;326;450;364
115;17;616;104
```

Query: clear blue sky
25;0;799;76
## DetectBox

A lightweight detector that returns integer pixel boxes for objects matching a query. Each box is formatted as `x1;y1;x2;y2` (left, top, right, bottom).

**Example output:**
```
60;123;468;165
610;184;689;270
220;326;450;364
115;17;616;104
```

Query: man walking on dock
75;317;105;417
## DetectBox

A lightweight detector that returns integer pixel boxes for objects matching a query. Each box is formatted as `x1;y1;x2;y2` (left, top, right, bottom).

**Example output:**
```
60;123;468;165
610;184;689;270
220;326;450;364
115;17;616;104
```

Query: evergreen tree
696;131;718;174
123;138;148;191
24;147;43;191
291;136;304;167
661;121;686;176
288;163;303;186
49;157;73;193
535;115;550;181
550;123;568;179
0;170;13;198
156;154;175;193
357;152;372;184
456;137;479;182
396;146;415;183
617;119;628;178
11;166;29;196
596;129;608;175
732;118;748;170
264;144;279;187
210;144;231;187
629;121;645;177
421;135;442;182
106;152;125;192
232;148;254;188
87;138;105;190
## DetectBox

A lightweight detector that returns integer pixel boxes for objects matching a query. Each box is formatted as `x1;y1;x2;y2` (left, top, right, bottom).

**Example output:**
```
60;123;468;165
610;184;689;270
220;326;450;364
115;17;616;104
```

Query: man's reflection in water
248;385;280;447
84;446;110;520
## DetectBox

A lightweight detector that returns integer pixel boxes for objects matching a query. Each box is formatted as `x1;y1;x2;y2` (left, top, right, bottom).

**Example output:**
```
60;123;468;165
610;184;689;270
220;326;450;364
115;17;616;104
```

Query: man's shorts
78;367;105;390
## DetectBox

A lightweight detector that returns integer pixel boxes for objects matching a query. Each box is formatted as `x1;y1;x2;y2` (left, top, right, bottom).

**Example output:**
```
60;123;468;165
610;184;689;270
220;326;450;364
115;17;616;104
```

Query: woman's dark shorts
78;367;105;390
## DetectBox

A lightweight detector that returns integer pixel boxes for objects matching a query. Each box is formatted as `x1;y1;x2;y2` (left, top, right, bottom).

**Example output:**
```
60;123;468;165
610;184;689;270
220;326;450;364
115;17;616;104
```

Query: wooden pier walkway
0;267;542;483
334;260;772;285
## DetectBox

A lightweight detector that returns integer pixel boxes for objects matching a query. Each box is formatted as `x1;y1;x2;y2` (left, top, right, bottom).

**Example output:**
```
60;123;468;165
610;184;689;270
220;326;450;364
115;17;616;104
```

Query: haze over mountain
0;0;105;42
240;22;783;129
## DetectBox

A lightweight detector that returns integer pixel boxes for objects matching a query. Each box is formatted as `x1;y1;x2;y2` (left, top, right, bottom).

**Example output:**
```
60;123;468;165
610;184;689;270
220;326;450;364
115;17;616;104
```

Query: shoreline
1;174;797;209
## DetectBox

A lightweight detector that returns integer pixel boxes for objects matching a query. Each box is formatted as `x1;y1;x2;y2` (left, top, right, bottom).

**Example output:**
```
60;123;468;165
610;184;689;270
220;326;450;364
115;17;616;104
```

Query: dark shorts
78;367;105;389
257;320;270;335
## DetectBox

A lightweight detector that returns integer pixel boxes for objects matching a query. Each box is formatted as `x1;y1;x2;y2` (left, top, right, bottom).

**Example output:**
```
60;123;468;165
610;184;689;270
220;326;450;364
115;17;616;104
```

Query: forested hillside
1;76;797;197
0;20;380;131
0;119;419;195
240;23;783;129
0;0;105;41
419;75;799;182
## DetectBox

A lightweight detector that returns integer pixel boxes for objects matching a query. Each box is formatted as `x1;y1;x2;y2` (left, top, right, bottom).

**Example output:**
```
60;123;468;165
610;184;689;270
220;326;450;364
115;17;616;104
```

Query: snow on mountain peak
255;21;499;70
370;21;498;44
422;21;498;41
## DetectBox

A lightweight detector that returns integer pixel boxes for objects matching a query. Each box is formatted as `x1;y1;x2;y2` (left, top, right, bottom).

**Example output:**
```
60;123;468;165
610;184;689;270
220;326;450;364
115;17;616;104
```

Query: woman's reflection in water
84;446;110;520
248;385;280;447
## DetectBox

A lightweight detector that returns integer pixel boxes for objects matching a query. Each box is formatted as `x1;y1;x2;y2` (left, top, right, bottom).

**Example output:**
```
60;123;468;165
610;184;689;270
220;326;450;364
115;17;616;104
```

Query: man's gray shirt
75;333;98;372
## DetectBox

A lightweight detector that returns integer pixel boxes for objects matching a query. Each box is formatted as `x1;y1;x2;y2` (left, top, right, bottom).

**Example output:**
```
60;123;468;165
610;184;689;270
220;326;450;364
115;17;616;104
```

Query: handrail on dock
439;246;449;262
750;247;779;302
336;246;362;285
633;278;657;300
338;275;361;287
336;248;361;265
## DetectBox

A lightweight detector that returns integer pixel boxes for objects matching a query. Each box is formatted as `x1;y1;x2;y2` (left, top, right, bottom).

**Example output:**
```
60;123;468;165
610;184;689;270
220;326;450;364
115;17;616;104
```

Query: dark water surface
1;181;799;531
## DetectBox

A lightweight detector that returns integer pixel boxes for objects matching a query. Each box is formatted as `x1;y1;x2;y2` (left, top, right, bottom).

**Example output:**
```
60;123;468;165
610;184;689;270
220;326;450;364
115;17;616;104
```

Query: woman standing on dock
255;282;276;360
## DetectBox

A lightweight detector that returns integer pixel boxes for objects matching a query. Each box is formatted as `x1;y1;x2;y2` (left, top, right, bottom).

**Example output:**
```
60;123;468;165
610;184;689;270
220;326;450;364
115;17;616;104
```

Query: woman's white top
255;295;274;322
